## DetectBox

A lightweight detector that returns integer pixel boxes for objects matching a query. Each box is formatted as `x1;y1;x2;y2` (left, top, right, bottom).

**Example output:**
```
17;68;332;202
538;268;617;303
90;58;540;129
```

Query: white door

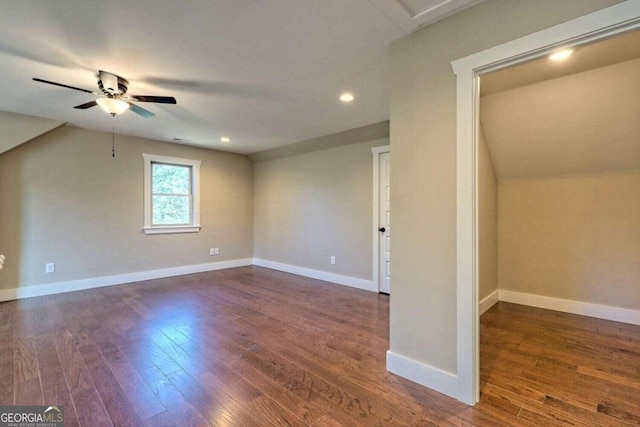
378;152;391;293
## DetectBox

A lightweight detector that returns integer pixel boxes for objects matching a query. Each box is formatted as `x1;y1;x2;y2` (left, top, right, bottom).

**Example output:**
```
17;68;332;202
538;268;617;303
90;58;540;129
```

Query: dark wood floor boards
0;347;13;406
14;336;42;405
102;347;166;422
138;365;212;427
37;334;81;427
142;410;176;427
55;330;113;427
1;266;639;426
172;314;367;426
480;301;640;426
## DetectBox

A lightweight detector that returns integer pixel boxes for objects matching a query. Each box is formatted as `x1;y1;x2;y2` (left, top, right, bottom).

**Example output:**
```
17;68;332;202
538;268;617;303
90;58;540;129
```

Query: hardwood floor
480;301;640;426
0;266;638;426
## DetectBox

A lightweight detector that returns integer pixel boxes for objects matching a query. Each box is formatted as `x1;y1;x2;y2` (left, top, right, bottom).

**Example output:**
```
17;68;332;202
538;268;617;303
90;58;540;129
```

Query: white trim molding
451;2;640;405
142;225;201;235
0;258;253;302
499;290;640;326
253;258;376;292
0;258;377;303
479;289;499;315
369;0;483;34
386;351;460;399
371;145;391;293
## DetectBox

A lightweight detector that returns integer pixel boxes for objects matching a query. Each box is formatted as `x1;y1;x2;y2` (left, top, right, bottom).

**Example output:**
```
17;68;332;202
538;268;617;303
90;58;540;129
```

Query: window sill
143;225;201;235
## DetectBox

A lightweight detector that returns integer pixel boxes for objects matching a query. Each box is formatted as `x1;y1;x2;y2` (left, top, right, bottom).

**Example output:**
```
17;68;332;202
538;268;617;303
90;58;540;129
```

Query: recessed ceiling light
220;137;230;143
549;49;573;62
340;92;355;103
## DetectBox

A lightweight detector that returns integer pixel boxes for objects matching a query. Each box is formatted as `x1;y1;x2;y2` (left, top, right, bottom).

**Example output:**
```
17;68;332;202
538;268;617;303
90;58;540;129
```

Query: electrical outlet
45;262;55;273
330;256;336;265
214;248;220;255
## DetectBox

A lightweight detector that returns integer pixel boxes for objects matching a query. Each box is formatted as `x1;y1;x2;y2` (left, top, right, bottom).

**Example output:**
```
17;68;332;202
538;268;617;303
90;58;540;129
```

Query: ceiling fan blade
73;100;98;109
130;95;177;104
33;78;94;94
128;102;155;118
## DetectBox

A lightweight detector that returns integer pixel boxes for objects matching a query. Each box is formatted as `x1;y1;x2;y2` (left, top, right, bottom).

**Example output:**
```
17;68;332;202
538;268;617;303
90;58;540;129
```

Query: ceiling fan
33;70;177;118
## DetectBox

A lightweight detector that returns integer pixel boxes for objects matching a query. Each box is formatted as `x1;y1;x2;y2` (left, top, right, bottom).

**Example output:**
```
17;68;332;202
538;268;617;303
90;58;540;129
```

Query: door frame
451;2;640;405
372;145;391;293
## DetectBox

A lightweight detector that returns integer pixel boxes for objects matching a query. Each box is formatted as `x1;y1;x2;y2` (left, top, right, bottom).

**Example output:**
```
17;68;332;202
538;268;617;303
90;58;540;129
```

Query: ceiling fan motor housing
98;70;128;96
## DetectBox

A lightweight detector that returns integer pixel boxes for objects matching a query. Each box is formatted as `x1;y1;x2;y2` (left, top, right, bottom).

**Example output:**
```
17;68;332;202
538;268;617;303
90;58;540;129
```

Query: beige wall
390;0;622;373
498;174;640;310
478;127;498;300
253;138;388;280
0;126;253;291
480;57;640;180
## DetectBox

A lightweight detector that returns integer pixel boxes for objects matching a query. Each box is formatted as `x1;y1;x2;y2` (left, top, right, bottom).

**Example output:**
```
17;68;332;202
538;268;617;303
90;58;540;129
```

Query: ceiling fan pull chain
112;124;116;158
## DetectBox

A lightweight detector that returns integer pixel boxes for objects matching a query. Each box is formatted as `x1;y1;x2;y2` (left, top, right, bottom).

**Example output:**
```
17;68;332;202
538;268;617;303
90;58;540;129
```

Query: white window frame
143;153;201;235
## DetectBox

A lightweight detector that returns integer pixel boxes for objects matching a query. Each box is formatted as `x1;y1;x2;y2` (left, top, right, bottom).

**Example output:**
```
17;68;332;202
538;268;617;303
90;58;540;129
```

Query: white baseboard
0;258;253;302
499;290;640;326
0;257;374;302
253;258;376;292
386;350;460;400
479;289;499;315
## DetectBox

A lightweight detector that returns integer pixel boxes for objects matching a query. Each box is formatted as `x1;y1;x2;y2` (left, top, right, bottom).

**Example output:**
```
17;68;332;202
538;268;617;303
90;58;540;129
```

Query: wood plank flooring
0;266;638;426
480;301;640;426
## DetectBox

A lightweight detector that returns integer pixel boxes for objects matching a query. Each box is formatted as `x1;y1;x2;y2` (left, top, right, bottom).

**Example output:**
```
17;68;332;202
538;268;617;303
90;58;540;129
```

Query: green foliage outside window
152;163;192;225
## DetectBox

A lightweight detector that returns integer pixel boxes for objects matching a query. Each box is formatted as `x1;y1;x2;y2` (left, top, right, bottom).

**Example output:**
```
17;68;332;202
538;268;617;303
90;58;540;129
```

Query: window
143;154;201;234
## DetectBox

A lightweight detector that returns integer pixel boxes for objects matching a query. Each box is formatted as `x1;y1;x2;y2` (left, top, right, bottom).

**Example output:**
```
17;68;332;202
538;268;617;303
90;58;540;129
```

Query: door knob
379;227;386;232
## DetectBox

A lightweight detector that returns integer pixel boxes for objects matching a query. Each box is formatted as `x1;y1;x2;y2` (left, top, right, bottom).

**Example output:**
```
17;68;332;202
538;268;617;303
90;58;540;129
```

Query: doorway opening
476;28;640;422
451;2;640;405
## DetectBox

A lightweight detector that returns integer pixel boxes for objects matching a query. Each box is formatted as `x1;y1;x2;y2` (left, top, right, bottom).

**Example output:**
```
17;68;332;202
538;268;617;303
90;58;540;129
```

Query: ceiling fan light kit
32;70;177;118
96;97;130;116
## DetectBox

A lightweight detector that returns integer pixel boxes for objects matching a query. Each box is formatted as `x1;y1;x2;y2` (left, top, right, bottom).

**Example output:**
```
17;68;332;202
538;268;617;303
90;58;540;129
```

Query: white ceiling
0;0;479;154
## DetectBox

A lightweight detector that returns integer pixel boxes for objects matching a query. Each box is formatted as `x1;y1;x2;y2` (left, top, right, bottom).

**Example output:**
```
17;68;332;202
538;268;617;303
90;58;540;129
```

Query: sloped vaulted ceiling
480;31;640;180
0;111;64;155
